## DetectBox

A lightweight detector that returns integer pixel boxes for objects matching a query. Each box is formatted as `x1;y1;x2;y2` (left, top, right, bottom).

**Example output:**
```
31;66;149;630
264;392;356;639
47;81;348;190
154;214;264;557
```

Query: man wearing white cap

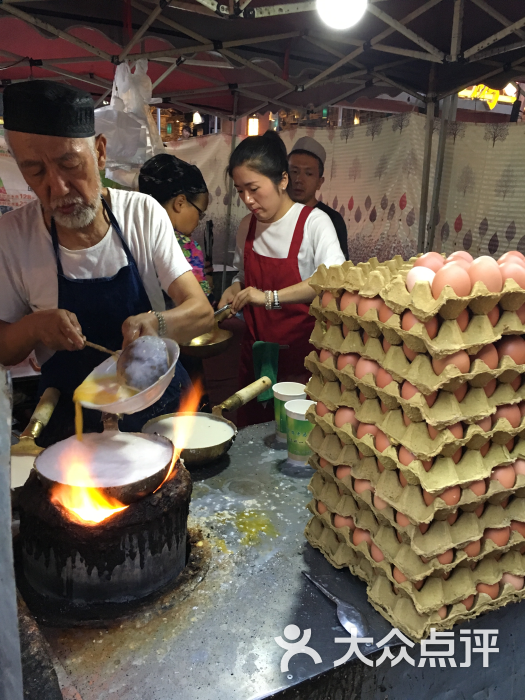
288;136;349;260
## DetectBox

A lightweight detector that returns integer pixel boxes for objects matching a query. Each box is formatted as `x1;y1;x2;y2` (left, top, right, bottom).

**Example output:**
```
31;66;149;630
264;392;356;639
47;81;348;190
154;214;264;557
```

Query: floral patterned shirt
175;231;211;297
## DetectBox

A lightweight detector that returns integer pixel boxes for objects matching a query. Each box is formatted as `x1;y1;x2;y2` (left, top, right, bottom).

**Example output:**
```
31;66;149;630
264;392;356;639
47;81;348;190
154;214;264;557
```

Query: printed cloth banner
0;127;37;214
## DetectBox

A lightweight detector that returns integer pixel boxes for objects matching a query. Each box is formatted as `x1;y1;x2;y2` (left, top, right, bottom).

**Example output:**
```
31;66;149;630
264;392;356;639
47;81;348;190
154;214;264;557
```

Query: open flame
50;449;128;525
154;380;203;491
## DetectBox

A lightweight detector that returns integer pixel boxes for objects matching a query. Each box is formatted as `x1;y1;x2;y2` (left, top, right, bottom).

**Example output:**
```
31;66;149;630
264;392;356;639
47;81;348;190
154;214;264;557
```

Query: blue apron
38;197;191;446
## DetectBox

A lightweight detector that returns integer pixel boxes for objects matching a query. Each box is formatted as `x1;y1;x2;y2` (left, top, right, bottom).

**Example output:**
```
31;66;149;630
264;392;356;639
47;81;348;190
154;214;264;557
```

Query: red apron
238;205;315;427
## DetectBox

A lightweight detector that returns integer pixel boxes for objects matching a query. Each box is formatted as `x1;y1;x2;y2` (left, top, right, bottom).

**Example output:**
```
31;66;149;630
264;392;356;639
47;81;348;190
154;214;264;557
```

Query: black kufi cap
3;80;95;138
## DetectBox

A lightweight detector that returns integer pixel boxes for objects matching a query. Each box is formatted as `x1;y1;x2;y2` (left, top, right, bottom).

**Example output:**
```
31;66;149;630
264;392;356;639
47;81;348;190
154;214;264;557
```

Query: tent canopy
1;0;525;118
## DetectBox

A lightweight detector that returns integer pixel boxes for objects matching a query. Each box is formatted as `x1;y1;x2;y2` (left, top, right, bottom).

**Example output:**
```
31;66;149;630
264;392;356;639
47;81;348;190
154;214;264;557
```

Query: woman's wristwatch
264;290;282;310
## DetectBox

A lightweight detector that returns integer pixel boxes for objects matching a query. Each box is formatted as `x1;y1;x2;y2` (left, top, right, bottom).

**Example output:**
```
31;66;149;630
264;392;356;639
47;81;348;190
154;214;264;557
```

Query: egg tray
309;258;412;297
307;394;525;462
306;328;525;396
305;373;525;431
309;463;525;560
307;424;525;521
311;302;525;360
305;514;525;642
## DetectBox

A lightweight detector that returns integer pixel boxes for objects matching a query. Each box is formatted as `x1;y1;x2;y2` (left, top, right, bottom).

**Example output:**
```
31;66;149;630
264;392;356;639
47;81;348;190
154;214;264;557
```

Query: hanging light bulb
316;0;368;30
193;111;203;124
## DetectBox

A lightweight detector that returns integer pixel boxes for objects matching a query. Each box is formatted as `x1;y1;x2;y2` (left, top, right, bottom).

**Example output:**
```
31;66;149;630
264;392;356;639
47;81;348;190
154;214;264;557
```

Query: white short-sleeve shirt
232;202;345;284
0;188;191;363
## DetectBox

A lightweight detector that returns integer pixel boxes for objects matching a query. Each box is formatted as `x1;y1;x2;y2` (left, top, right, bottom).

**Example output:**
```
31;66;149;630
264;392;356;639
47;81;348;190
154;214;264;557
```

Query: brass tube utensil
84;340;119;357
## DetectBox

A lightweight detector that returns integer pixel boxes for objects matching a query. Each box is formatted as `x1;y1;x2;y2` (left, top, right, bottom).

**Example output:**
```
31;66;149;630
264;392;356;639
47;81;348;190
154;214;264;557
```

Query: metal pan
180;305;233;360
34;416;175;505
142;376;272;468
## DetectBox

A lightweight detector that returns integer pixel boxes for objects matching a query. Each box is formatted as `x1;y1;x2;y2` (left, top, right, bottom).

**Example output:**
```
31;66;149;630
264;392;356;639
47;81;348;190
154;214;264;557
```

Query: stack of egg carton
304;255;525;641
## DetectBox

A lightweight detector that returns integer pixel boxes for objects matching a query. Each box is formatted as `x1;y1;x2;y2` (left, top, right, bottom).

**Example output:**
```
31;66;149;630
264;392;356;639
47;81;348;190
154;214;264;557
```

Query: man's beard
50;192;101;229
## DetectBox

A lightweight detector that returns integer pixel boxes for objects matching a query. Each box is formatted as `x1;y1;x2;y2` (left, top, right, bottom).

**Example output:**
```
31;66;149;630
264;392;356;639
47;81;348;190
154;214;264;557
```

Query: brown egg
319;457;330;469
441;486;461;506
401;381;419;400
362;331;370;345
317;500;327;514
484;527;510;547
500;497;509;509
396;531;403;544
375;430;391;453
396;511;410;527
437;606;448;620
334;407;358;429
490;466;516;489
370;543;385;562
502;572;525;590
477;416;492;432
517;304;525;324
449;251;474;264
340;291;360;311
432;351;470;375
432;264;472;299
514;459;525;476
469;480;487;496
357;296;383;317
497;336;525;365
377;459;385;473
423;489;436;506
506;437;515;452
392;567;408;584
487;305;500;327
445;258;470;271
403;343;419;362
448;511;459;525
463;540;481;557
342;324;350;338
493;404;521;428
321;291;334;308
378;304;395;323
334;514;355;529
373;494;388;510
359;391;366;404
483;379;497;398
382;337;392;353
433;422;463;440
401;310;419;332
520;401;525;417
316;401;331;417
475;503;485;518
325;321;332;330
437;549;454;564
357;423;378;439
380;402;389;414
500;262;525;289
476;582;499;599
473;343;499;370
511;375;521;391
462;594;475;610
398;446;416;467
480;441;490;457
336;353;360;370
469;256;504;293
354;479;374;494
456;308;470;332
335;466;353;480
376;368;394;388
511;520;525;537
319;349;333;363
403;412;411;426
355;358;380;379
398;471;408;487
425;391;438;407
498;251;525;265
353;528;372;546
414;252;445;273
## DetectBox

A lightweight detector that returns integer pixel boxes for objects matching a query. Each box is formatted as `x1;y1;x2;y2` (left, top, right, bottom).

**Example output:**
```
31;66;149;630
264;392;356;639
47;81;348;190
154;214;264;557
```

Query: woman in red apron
219;131;345;426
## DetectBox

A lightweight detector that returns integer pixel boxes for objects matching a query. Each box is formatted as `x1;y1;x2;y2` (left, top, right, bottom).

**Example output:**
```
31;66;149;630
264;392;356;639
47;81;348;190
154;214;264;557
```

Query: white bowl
77;338;180;415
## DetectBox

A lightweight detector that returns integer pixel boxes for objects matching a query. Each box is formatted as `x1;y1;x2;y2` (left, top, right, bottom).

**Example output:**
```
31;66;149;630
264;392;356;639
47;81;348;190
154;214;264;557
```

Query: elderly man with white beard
0;80;213;444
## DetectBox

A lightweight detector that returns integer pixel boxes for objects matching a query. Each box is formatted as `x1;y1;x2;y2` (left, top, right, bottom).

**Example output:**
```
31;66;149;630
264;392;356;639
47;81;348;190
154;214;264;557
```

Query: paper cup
285;399;315;464
273;382;306;441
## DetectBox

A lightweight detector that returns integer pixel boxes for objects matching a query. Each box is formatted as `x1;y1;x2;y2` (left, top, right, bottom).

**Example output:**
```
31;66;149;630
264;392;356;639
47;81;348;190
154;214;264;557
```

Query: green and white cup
284;399;315;464
273;382;306;442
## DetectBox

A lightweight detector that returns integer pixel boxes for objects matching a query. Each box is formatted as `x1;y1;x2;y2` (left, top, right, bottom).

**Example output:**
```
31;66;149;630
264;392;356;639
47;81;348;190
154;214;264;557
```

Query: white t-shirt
0;188;191;363
232;202;345;284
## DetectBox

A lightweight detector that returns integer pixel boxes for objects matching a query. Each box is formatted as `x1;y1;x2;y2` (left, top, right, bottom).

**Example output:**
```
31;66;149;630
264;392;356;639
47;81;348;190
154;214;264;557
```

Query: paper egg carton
307;424;525;519
309;258;412;296
305;373;525;430
305;514;525;641
309;462;525;558
306;328;525;395
312;305;525;360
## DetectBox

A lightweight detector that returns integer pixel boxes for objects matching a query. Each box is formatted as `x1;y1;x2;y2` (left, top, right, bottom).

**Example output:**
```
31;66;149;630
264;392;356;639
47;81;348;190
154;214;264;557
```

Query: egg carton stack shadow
304;257;525;642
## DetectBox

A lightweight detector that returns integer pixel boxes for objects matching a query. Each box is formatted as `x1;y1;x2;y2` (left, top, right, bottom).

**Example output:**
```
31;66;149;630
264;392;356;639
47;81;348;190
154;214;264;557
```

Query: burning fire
154;380;203;491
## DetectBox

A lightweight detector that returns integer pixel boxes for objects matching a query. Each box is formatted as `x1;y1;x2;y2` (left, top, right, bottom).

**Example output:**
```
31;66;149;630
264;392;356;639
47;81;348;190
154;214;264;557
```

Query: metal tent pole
427;95;451;252
417;67;436;254
221;91;239;295
0;368;24;700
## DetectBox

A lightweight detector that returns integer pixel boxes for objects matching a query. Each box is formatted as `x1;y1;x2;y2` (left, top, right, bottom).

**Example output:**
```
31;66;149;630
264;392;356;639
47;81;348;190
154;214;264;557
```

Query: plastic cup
284;399;315;464
273;382;306;442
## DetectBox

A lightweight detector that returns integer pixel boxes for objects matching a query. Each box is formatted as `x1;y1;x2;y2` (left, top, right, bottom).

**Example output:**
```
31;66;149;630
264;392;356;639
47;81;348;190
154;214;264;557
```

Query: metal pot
180;304;233;359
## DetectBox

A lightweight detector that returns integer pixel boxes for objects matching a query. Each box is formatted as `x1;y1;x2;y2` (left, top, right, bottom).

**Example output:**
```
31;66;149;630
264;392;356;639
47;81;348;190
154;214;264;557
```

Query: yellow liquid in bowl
73;375;137;441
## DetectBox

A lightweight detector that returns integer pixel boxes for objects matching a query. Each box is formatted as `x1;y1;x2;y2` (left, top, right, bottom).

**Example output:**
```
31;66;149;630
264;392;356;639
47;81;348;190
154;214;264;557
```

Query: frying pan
180;305;233;360
34;414;175;505
142;376;272;468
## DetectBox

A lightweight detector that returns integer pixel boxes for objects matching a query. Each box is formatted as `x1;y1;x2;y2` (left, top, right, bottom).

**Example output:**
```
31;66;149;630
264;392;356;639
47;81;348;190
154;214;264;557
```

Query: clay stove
18;463;192;611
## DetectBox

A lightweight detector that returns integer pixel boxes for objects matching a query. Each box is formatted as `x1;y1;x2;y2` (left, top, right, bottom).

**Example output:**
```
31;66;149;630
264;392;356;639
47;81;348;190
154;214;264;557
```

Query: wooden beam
0;2;113;62
152;61;180;89
303;46;365;91
450;0;464;61
469;38;525;62
250;2;315;19
372;44;442;62
370;0;445;45
464;15;525;59
469;0;525;42
367;4;445;59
